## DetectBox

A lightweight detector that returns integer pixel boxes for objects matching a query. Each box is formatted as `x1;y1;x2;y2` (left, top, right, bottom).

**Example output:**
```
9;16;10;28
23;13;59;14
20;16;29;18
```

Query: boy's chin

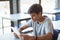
32;20;36;22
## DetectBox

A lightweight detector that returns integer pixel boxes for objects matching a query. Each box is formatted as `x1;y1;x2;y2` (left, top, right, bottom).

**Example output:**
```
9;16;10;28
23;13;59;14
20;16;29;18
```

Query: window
0;1;10;15
20;0;39;13
41;0;56;21
0;1;10;35
41;0;56;12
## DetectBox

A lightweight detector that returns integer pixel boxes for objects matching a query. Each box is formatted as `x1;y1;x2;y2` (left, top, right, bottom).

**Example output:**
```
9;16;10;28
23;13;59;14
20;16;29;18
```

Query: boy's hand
13;32;20;38
20;34;34;40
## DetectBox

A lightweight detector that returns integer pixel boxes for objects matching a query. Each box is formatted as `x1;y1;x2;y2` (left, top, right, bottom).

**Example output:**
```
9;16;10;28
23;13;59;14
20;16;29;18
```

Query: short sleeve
26;19;32;27
45;19;53;34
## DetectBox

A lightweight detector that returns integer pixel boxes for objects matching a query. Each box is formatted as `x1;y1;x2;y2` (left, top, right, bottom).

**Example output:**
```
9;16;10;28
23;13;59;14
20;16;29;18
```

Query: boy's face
30;12;42;21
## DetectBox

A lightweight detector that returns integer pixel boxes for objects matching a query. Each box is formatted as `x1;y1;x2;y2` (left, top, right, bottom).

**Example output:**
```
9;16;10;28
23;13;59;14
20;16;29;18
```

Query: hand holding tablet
11;27;20;34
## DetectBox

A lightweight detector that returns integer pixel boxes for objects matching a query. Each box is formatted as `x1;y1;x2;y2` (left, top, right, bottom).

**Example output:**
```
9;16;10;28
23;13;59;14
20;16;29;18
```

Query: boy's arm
18;25;28;32
13;25;28;38
20;32;52;40
37;32;52;40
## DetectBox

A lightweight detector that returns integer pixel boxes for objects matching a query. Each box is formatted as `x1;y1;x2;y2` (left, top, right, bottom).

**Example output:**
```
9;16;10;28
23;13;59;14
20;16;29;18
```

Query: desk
52;20;60;30
0;32;20;40
0;14;31;34
0;14;31;26
0;30;33;40
10;14;31;27
43;9;60;21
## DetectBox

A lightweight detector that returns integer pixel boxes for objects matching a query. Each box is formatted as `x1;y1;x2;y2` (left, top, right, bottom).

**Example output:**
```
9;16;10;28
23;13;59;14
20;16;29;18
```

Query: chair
52;29;60;40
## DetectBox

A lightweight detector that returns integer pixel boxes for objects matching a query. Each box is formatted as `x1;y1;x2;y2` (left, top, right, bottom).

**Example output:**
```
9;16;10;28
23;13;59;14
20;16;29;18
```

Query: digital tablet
11;27;20;34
